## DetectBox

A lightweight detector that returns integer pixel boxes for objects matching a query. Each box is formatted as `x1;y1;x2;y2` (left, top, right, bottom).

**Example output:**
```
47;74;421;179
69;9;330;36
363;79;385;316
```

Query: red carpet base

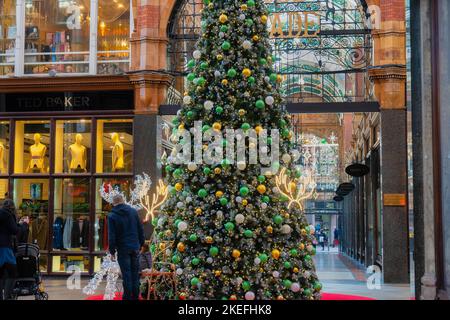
85;293;375;301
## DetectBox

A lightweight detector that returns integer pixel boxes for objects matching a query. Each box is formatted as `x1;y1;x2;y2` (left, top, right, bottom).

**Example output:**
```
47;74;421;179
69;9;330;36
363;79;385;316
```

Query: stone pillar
368;0;409;284
130;0;176;179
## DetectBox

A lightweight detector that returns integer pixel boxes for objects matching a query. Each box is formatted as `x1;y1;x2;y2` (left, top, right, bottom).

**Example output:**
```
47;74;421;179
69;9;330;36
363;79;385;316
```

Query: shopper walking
0;199;19;300
108;194;145;300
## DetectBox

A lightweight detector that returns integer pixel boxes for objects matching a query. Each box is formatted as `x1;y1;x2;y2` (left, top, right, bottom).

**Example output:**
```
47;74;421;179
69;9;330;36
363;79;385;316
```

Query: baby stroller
11;244;48;300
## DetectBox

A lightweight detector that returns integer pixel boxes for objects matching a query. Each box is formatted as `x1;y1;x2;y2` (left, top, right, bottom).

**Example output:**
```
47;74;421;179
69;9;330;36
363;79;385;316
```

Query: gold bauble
215;270;222;277
214;167;222;174
216;191;224;198
213;122;222;131
301;229;307;235
230;294;238;300
175;183;183;191
299;243;305;250
255;126;263;134
178;124;185;130
277;295;285;300
289;182;297;192
293;267;299;273
206;236;214;244
242;199;248;206
272;249;280;259
266;226;273;234
277;75;283;83
177;242;185;252
241;4;248;10
219;14;228;23
242;68;252;77
202;144;209;151
217;54;223;61
232;249;241;258
253;35;260;42
257;185;267;194
261;15;268;23
222;79;229;86
238;109;246;116
195;208;202;215
159;243;166;250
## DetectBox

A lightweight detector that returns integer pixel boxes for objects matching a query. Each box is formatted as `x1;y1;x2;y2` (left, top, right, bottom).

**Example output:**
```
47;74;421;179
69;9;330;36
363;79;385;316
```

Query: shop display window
0;121;10;174
53;178;90;251
55;120;91;174
24;0;90;75
51;254;89;273
0;0;16;76
39;254;48;272
97;0;130;75
94;177;131;251
14;178;50;250
14;120;50;174
0;179;8;200
96;119;133;173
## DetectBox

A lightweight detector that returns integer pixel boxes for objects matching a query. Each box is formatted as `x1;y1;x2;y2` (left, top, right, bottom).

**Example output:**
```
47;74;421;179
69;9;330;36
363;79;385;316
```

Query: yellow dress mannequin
0;141;5;174
28;133;47;173
111;132;124;171
68;133;87;172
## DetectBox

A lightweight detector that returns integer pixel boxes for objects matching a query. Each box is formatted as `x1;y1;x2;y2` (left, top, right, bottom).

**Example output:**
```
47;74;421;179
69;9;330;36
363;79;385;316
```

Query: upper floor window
0;0;131;77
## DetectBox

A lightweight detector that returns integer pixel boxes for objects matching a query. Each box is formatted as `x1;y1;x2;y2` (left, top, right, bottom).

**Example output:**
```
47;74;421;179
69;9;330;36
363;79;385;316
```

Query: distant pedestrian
108;194;145;301
139;243;152;273
0;199;19;300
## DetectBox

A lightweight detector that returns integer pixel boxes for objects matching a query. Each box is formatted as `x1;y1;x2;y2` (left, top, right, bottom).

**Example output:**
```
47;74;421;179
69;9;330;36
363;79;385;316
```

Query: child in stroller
11;243;48;300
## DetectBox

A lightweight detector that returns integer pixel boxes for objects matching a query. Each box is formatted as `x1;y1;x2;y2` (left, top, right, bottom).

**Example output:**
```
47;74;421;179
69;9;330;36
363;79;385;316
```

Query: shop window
96;119;133;173
39;254;48;272
97;0;130;75
55;119;91;174
14;120;50;174
24;0;90;75
0;121;10;174
53;178;90;251
0;179;8;200
51;254;89;273
14;178;50;250
0;0;16;76
94;177;131;251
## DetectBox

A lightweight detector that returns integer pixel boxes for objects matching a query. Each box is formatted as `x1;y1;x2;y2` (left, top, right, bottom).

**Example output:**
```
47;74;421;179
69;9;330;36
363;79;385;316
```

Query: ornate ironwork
167;0;374;104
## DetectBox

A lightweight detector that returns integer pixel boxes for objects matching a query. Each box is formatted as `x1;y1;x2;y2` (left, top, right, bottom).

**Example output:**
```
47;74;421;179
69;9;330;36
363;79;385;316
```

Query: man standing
108;194;145;300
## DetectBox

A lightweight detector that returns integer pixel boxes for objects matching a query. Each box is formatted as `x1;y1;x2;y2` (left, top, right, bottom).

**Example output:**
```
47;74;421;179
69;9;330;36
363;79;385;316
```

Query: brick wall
380;0;405;21
138;4;160;29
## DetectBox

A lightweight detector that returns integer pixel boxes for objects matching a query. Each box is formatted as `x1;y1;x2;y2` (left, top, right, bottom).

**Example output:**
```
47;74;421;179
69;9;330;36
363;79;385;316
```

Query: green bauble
187;73;196;82
314;282;322;291
200;62;208;70
203;167;211;175
191;277;199;286
172;255;181;264
216;106;224;114
225;222;235;231
273;215;283;225
284;261;291;269
259;253;268;263
258;175;266;183
304;288;312;297
240;186;250;196
189;234;198;242
247;0;255;6
290;249;298;257
248;76;256;84
227;68;237;77
270;73;277;82
255;100;265;110
262;196;270;203
283;279;292;289
222;41;231;51
209;247;219;256
187;59;195;69
197;77;206;86
242;281;251;291
244;230;253;238
220;197;228;206
220;25;228;32
198;189;208;198
241;123;251;131
191;258;200;266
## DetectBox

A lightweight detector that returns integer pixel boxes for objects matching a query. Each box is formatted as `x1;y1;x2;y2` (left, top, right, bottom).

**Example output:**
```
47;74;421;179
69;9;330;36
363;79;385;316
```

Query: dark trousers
0;264;17;300
117;250;140;300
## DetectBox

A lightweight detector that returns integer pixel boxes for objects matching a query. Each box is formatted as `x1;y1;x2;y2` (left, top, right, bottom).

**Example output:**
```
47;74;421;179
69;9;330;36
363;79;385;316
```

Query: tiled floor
314;252;413;300
17;252;413;300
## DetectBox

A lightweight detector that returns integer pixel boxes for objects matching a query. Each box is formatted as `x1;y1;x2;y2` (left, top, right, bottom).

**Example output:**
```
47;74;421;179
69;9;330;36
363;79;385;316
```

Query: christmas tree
154;0;321;300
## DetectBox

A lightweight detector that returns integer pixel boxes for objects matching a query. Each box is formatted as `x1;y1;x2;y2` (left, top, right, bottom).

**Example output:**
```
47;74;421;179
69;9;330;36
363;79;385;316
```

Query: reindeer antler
275;167;317;211
144;179;169;222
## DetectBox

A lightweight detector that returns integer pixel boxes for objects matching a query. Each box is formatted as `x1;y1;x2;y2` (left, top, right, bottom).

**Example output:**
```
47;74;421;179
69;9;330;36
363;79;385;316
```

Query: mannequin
28;133;47;173
68;133;87;172
111;132;124;171
0;141;5;174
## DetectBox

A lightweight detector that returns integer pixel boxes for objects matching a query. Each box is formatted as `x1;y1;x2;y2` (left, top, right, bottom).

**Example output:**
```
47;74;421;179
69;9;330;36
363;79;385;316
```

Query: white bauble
235;214;245;224
165;249;172;256
193;50;202;60
291;282;301;293
282;153;292;164
254;258;261;265
245;291;255;300
272;187;280;194
214;71;222;78
204;100;214;110
236;277;243;285
281;224;292;234
261;146;268;153
219;32;225;38
177;202;184;209
272;271;280;278
176;268;183;275
237;161;246;170
157;218;164;227
235;196;243;203
188;162;198;171
239;14;246;20
242;40;252;50
216;211;224;219
183;96;192;105
206;257;213;264
291;150;301;161
177;221;188;232
265;96;275;105
261;203;268;210
307;245;314;252
264;76;270;83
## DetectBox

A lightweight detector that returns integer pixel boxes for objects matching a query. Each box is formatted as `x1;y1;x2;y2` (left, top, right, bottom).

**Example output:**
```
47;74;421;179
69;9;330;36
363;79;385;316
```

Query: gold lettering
270;13;284;38
303;12;320;38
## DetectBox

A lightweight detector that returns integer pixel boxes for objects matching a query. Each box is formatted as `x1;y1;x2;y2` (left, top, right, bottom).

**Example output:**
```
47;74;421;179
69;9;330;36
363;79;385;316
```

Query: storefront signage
345;163;370;177
1;91;134;113
383;194;407;207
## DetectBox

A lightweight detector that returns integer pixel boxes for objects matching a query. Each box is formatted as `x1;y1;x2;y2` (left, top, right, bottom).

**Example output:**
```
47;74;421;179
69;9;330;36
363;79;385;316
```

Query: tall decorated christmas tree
154;0;321;300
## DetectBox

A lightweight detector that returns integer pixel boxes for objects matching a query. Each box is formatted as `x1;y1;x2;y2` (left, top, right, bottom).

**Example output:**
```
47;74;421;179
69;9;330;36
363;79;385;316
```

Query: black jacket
108;204;145;254
0;208;19;249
